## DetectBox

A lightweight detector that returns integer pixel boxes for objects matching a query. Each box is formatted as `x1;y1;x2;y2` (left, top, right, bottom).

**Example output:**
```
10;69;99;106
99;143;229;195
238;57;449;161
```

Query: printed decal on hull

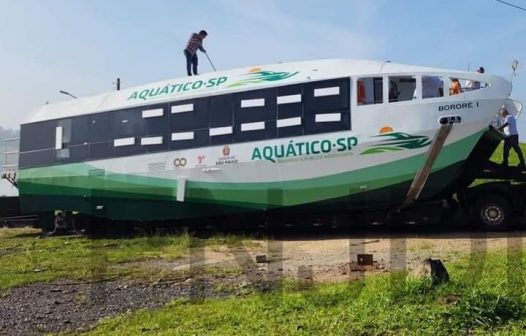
127;68;299;101
251;136;359;163
228;68;300;88
361;132;431;155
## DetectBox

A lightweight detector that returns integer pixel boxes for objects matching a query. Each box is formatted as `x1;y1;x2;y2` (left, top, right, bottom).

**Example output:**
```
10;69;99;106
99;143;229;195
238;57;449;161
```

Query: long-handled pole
204;52;217;72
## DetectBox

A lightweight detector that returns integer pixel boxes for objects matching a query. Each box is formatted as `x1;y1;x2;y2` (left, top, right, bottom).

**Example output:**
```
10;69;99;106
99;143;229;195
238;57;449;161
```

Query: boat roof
23;58;488;124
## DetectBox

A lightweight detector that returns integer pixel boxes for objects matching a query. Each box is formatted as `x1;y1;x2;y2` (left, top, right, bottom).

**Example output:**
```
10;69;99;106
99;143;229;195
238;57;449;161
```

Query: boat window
304;78;349;114
19;149;55;168
209;94;234;145
357;77;383;105
170;96;209;151
88;142;110;160
448;77;489;96
144;104;169;136
54;120;68;160
233;88;277;143
303;78;351;135
277;84;303;138
449;77;462;96
54;119;71;153
111;140;146;158
56;117;90;162
112;109;145;138
170;129;209;151
462;78;489;92
389;76;416;103
422;76;444;99
19;121;56;152
89;113;111;143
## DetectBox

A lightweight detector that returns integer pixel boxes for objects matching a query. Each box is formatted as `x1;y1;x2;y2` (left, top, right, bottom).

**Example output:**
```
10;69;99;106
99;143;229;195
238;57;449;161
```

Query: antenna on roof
511;60;519;84
113;78;121;91
59;90;77;99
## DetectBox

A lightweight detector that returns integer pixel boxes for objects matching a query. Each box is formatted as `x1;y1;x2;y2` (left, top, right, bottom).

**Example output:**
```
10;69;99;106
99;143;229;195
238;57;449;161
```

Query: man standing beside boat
498;106;525;167
184;30;208;76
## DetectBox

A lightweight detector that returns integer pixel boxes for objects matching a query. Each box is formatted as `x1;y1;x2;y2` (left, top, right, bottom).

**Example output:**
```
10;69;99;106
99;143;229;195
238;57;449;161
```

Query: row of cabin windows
357;75;489;106
19;78;351;168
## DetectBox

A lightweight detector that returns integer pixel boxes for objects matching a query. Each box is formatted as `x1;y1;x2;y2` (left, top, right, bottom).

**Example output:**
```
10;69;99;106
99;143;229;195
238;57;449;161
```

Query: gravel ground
0;275;274;336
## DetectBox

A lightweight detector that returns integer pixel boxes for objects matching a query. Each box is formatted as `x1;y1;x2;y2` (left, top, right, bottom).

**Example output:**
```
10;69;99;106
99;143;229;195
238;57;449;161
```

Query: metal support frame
402;124;453;208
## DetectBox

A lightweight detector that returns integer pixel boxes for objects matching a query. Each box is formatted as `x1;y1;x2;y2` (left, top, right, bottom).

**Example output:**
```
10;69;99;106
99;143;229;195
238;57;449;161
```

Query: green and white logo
228;68;300;88
360;132;431;155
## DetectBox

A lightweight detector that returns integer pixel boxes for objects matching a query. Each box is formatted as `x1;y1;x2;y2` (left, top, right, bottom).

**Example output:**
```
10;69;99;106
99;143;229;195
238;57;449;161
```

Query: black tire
473;194;511;231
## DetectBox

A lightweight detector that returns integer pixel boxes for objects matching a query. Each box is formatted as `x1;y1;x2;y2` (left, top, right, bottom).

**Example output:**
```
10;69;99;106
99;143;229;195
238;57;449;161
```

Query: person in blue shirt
498;107;525;167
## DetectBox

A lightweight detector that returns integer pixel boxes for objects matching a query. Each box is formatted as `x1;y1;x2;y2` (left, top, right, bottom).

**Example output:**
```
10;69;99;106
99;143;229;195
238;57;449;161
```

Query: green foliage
439;290;524;332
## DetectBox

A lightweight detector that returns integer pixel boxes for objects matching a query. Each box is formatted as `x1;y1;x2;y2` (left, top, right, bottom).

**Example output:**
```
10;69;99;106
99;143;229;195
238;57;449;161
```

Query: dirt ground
1;229;525;335
163;229;526;283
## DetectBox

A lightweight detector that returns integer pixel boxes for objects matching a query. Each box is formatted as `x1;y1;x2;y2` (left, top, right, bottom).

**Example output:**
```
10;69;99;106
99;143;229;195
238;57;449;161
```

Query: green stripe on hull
18;131;482;220
18;162;465;221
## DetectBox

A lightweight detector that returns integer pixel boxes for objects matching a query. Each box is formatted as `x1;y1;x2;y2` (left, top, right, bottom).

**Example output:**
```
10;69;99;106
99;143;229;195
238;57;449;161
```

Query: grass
489;142;526;166
84;249;526;335
0;228;258;291
469;142;525;188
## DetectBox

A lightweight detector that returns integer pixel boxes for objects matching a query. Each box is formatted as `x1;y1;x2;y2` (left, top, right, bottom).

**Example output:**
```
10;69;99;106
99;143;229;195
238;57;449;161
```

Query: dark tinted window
89;142;110;160
277;84;303;119
112;109;145;138
170;129;209;150
56;144;89;163
233;88;277;143
209;94;233;127
111;140;146;157
143;136;169;153
89;113;111;143
171;98;209;131
277;122;303;138
19;121;56;152
303;78;350;115
235;120;277;143
303;113;351;135
210;132;234;146
70;116;89;145
19;149;55;168
234;88;277;124
145;105;170;136
303;78;351;135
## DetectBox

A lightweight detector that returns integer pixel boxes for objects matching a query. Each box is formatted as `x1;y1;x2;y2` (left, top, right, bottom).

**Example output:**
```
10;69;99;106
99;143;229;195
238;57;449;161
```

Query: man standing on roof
184;30;208;76
498;106;525;167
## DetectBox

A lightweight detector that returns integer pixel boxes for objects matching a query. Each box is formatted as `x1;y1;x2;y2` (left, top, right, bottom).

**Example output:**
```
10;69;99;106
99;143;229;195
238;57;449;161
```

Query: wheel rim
481;205;503;226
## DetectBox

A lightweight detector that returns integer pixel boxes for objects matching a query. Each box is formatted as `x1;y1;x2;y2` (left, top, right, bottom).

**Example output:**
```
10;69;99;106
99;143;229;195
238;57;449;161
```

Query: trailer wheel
473;194;511;231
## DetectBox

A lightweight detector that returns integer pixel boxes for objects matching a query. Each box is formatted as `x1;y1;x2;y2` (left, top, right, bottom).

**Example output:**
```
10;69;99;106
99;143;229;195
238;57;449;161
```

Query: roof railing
2;137;19;188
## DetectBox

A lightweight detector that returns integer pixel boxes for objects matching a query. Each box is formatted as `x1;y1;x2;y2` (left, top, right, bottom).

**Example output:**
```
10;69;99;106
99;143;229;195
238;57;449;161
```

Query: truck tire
473;194;511;231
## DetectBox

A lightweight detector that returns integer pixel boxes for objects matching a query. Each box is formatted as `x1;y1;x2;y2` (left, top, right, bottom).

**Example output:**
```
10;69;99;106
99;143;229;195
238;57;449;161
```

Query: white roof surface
23;58;478;124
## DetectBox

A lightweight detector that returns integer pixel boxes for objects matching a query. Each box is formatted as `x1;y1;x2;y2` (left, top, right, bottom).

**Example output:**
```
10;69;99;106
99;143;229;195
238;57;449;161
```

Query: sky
0;0;525;130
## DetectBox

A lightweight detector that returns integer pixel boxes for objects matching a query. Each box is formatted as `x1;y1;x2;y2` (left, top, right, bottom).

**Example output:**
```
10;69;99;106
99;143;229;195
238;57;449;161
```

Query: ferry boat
17;59;520;221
